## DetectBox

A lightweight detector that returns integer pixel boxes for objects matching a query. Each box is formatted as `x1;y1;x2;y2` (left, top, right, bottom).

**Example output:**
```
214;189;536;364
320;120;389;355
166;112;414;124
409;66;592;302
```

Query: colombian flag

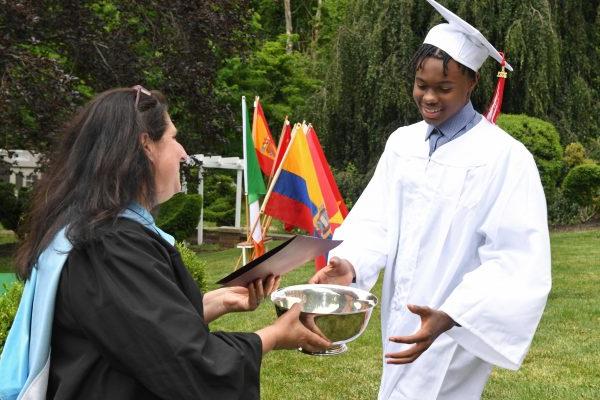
252;98;277;177
264;124;331;236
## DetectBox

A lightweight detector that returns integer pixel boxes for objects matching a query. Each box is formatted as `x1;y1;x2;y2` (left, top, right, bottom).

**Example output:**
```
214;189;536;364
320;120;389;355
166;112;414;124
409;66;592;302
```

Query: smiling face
143;113;188;205
413;57;478;126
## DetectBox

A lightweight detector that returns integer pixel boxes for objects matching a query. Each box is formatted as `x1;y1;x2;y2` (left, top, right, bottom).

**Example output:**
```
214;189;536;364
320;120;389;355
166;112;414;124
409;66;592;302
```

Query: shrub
204;197;236;226
564;142;587;168
203;174;237;226
203;174;236;205
547;189;580;226
497;114;564;202
562;163;600;208
156;193;202;242
0;281;24;354
332;162;374;210
176;242;207;292
0;184;31;233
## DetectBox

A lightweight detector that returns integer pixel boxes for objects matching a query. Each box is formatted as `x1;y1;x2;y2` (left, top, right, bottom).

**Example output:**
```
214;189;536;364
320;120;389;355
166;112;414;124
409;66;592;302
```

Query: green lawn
202;230;600;400
0;228;598;398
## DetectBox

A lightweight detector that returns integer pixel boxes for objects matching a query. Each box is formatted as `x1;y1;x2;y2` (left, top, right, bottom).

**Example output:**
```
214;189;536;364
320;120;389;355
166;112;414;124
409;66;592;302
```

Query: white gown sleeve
329;139;395;291
439;147;552;370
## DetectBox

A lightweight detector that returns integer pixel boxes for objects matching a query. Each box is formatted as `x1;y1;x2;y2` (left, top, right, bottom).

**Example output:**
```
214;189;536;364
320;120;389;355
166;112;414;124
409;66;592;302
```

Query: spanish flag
252;97;277;177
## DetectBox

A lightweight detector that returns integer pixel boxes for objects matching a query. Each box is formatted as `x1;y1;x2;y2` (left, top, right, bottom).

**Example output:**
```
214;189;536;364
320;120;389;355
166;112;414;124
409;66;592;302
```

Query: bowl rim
270;283;378;315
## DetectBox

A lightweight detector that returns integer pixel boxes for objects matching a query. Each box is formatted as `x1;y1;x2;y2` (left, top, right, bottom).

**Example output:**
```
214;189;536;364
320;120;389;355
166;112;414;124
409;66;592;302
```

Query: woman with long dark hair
0;86;329;400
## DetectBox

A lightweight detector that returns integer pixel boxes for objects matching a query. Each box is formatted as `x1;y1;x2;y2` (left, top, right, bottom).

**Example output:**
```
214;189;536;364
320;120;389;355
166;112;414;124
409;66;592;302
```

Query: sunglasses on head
132;85;152;108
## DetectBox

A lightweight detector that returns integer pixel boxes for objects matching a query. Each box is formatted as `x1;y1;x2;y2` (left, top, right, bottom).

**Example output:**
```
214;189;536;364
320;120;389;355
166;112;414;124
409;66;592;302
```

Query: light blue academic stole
0;204;174;400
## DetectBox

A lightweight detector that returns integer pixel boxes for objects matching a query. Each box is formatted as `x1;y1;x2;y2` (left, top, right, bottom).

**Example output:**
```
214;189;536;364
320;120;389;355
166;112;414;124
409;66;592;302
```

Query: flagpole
267;116;290;185
260;215;273;239
239;96;251;269
247;123;300;241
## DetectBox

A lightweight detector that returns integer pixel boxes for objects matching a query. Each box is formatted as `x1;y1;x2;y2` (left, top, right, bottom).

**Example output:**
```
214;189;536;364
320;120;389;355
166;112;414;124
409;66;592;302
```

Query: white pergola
187;154;244;245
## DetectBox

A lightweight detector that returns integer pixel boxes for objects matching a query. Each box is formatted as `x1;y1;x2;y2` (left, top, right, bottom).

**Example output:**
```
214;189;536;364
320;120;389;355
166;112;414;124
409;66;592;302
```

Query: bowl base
299;343;348;356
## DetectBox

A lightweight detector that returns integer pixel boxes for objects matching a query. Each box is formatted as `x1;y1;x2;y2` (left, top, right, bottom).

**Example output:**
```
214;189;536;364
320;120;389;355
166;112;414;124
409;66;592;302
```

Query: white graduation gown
330;118;551;400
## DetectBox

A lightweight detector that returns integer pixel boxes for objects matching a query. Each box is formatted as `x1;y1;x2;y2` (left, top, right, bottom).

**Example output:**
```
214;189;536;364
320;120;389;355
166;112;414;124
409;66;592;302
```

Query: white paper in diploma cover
217;235;342;287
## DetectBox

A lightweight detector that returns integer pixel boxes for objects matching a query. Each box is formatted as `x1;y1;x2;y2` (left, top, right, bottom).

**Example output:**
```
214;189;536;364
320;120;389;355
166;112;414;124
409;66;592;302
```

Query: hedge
204;197;236;226
562;163;600;208
0;281;23;353
176;242;207;292
156;193;202;242
0;184;30;232
497;114;564;201
203;174;237;226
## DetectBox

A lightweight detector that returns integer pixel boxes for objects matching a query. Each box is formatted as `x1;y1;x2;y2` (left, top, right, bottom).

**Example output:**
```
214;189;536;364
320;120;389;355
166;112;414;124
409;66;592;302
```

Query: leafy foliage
176;242;207;292
564;142;588;169
0;281;24;354
156;193;203;242
0;184;31;232
216;35;321;154
203;174;237;226
562;164;600;209
0;0;253;156
332;162;373;210
497;114;564;201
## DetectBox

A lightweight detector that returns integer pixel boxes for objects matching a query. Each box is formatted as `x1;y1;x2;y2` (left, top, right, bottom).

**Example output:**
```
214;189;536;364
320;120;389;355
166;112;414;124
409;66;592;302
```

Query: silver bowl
270;284;378;355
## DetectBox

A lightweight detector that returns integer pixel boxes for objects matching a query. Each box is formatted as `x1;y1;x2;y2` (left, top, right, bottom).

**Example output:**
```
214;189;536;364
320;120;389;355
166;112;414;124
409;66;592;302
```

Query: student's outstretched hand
308;257;355;286
385;304;456;364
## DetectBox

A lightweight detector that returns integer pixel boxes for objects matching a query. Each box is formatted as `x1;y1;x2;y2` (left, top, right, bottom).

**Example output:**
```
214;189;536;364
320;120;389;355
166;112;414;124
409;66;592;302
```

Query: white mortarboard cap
423;0;513;72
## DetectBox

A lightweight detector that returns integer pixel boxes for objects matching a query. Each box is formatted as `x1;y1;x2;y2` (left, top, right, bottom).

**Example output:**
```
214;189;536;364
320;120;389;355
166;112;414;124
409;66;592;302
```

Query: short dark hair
16;87;169;279
410;43;477;80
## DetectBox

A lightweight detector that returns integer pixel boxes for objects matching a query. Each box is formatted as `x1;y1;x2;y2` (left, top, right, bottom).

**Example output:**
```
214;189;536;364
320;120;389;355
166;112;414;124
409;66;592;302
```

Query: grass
201;230;600;400
482;229;600;399
0;228;597;398
201;243;382;399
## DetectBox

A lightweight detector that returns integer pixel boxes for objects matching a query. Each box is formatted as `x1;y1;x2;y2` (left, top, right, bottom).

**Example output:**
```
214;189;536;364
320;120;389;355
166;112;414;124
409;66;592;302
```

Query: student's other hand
308;257;355;286
385;304;456;364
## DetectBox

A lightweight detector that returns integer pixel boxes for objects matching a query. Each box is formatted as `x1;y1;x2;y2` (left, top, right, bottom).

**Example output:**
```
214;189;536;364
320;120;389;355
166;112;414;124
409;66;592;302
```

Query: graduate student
0;86;330;400
309;1;551;399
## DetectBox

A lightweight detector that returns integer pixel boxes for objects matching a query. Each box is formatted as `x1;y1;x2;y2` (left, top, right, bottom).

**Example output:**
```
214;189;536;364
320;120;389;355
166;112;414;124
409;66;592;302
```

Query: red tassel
485;52;508;124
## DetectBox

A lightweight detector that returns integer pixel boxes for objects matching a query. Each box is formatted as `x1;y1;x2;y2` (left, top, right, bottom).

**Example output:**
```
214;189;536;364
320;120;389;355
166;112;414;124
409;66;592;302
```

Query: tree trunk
284;0;293;53
311;0;323;58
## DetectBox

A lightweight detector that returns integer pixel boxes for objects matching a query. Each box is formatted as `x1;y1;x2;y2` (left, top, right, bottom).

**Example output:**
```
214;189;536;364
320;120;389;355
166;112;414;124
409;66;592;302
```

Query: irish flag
242;97;267;258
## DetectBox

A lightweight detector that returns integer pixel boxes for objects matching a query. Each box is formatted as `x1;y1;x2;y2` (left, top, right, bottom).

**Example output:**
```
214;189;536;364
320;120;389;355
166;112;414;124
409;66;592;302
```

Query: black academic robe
47;218;262;400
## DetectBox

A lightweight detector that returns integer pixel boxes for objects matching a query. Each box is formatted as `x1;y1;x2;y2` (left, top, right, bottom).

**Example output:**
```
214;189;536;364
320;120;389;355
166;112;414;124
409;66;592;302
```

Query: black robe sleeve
59;222;262;400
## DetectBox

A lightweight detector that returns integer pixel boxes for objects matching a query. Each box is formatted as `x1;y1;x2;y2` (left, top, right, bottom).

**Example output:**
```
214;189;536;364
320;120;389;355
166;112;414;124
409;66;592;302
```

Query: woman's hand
308;257;355;286
385;304;456;364
203;275;281;323
223;275;281;313
256;303;332;354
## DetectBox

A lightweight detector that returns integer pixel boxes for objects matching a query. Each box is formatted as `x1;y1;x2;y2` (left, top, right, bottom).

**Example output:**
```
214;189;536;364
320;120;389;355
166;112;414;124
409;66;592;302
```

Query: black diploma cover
217;235;342;287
